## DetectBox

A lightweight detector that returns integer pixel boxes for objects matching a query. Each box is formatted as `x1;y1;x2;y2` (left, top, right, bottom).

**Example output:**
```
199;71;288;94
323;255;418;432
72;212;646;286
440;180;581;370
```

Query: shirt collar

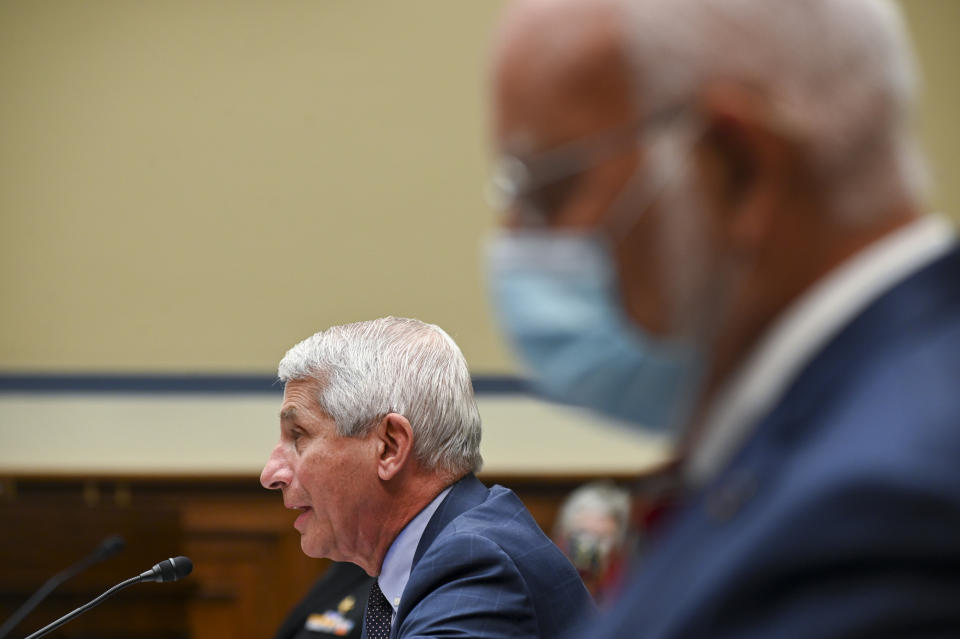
377;485;452;614
687;214;957;487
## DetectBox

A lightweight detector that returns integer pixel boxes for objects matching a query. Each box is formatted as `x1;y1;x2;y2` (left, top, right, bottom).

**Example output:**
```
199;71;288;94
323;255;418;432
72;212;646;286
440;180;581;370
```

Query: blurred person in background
260;317;592;639
552;482;634;607
485;0;960;635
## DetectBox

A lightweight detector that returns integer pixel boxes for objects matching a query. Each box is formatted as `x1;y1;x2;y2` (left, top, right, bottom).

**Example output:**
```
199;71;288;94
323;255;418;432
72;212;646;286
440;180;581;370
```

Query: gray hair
555;482;632;544
616;0;927;223
278;317;483;477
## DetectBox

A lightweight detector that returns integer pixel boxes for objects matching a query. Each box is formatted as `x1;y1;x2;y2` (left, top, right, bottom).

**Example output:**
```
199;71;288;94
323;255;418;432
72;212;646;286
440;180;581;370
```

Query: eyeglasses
486;107;687;226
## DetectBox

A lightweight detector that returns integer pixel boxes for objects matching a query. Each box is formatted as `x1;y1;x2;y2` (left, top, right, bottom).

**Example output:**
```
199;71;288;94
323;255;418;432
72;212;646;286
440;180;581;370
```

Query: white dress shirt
377;485;452;627
687;214;957;487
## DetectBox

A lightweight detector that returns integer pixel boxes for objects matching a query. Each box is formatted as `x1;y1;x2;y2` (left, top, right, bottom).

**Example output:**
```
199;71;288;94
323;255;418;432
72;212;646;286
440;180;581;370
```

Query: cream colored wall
1;0;957;375
900;0;960;221
0;0;514;373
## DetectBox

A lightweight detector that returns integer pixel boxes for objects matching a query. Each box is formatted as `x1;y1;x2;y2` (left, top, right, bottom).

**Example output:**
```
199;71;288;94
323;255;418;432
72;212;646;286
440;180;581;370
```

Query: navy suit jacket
380;474;593;639
581;246;960;638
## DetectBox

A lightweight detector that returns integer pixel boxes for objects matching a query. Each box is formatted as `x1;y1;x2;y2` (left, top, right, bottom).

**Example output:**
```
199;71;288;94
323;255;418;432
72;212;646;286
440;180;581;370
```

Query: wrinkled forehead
490;0;639;155
279;379;325;421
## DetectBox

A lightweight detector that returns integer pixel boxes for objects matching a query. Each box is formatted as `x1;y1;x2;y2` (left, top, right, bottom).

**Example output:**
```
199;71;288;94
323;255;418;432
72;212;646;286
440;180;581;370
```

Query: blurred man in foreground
486;0;960;635
260;317;592;639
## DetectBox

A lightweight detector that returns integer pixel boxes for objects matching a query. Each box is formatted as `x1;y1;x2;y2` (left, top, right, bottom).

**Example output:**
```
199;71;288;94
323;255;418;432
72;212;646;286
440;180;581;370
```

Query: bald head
491;0;636;155
489;0;649;234
491;0;924;223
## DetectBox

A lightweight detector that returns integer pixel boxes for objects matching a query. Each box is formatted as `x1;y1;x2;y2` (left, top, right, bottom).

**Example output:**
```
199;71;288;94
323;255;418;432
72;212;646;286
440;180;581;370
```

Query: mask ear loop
596;112;710;438
603;112;706;242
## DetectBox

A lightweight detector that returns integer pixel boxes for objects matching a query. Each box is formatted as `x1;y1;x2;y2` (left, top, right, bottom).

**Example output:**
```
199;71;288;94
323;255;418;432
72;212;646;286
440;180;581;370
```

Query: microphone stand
21;575;143;639
17;557;192;639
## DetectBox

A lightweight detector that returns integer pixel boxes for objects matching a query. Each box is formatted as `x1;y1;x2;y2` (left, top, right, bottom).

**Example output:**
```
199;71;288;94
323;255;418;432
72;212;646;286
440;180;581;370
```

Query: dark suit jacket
579;246;960;638
275;561;374;639
380;474;593;639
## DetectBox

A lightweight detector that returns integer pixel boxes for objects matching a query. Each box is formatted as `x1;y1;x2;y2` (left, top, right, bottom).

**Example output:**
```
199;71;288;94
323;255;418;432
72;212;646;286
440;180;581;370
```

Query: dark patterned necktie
363;580;392;639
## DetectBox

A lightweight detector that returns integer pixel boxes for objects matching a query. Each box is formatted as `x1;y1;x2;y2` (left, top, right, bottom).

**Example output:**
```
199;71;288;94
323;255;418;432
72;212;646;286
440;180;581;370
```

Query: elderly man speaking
486;0;960;636
260;317;592;639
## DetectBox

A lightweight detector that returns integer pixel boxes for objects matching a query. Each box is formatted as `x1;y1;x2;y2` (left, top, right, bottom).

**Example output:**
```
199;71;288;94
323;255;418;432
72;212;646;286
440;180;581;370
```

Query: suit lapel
695;245;960;518
411;473;489;568
386;474;488;639
752;244;960;448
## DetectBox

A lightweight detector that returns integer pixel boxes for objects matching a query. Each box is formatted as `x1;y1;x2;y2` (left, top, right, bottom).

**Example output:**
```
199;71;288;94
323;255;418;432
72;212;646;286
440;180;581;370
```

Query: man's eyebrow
279;407;297;421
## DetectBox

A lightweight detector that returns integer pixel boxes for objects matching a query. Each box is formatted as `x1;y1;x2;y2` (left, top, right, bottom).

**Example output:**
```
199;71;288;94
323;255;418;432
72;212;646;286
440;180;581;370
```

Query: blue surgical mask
485;113;706;432
486;230;700;432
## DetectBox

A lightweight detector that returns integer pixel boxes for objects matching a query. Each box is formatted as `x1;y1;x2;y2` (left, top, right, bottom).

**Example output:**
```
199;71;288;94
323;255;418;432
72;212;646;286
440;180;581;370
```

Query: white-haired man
260;317;592;639
485;0;960;635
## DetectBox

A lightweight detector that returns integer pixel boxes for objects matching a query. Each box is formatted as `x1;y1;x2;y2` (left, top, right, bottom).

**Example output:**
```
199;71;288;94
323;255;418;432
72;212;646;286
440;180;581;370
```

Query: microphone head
144;556;193;583
96;535;126;560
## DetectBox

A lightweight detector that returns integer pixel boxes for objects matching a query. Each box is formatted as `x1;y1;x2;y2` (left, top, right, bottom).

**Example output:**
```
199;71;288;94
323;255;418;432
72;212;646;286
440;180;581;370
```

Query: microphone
0;535;126;639
20;556;193;639
138;556;194;583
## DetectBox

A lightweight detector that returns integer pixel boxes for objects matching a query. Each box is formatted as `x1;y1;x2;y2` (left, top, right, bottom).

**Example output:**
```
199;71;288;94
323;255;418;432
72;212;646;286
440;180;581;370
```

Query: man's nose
260;442;292;490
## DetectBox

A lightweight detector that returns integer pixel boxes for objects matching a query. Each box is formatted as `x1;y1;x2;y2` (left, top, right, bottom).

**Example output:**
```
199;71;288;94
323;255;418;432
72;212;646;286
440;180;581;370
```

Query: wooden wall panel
0;499;189;639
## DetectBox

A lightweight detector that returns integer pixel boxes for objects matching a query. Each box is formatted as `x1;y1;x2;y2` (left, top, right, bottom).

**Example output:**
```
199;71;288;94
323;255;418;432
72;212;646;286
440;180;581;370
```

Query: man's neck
681;206;919;456
355;474;451;577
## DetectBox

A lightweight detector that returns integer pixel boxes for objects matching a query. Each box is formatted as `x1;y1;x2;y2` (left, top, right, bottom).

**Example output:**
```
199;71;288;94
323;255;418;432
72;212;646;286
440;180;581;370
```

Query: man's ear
698;82;798;251
376;413;414;481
